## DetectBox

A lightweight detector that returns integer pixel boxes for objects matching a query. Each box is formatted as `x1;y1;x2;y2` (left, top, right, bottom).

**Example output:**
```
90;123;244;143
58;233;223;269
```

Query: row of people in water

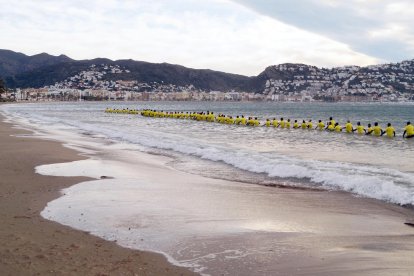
105;108;141;114
105;108;414;138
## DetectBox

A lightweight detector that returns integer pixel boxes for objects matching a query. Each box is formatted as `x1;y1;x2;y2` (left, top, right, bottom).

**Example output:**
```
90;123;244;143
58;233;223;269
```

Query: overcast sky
1;0;413;75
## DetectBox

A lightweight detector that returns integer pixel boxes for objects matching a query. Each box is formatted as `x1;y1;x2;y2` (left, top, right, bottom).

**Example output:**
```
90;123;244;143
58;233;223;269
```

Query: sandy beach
0;116;195;275
1;108;414;275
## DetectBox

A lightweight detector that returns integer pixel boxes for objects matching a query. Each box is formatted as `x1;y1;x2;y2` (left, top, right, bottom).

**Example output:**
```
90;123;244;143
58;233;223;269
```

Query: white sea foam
58;121;414;205
2;103;414;206
3;102;414;275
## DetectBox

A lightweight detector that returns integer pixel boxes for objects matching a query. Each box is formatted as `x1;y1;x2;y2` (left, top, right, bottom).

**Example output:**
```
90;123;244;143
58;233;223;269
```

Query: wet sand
0;117;195;275
37;132;414;275
1;110;414;275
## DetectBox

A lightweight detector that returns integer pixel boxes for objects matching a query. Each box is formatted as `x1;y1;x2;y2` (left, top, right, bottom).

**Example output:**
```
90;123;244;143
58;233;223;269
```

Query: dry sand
0;117;195;276
1;110;414;276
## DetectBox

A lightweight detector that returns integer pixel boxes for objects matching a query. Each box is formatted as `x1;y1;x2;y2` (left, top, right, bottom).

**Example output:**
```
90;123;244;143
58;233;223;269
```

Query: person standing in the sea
372;122;384;136
403;121;414;138
354;122;366;134
382;123;396;138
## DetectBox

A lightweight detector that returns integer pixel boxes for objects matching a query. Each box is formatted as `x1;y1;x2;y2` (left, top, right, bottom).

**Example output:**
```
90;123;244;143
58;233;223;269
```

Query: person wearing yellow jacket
372;122;384;136
366;123;373;135
293;120;300;129
382;123;395;138
285;119;291;129
316;120;325;130
272;118;279;127
344;120;354;133
279;118;285;128
403;122;414;138
354;122;366;134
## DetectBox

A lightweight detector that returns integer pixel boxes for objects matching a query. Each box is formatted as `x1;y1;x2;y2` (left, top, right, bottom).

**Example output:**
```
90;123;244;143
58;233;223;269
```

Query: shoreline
1;106;414;275
0;115;195;275
36;142;414;275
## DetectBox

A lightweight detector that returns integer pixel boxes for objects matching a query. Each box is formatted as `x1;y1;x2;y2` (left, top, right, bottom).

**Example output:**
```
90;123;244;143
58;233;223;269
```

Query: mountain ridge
0;49;73;77
1;50;413;101
0;50;254;91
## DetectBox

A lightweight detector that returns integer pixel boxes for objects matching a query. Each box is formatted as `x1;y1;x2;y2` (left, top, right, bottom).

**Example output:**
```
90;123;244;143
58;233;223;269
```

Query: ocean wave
2;104;414;206
51;120;414;206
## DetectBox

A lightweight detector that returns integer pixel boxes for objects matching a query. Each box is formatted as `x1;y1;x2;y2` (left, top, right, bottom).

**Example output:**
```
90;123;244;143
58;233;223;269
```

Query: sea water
1;101;414;274
2;101;414;205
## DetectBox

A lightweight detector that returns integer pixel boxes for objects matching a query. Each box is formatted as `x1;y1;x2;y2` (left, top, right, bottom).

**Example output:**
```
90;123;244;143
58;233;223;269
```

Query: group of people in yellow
105;108;414;139
105;108;140;115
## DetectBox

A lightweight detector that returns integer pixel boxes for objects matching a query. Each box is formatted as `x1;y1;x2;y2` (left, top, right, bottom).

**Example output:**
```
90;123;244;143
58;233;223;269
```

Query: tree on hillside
0;78;7;100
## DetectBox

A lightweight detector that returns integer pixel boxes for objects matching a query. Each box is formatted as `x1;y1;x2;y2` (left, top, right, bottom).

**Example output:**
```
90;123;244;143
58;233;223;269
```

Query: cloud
0;0;380;75
233;0;414;62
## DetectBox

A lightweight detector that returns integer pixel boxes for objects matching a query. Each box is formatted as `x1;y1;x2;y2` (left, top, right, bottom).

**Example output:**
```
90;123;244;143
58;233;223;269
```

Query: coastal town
2;60;414;102
262;61;414;102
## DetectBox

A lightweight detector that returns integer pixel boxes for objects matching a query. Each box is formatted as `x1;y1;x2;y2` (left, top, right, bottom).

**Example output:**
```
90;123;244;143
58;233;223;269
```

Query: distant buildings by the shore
8;88;412;102
261;62;414;102
5;63;414;102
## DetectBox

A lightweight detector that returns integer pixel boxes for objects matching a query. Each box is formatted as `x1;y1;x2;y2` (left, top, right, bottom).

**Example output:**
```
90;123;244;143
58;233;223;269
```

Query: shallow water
1;101;414;205
33;143;414;275
2;101;414;275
